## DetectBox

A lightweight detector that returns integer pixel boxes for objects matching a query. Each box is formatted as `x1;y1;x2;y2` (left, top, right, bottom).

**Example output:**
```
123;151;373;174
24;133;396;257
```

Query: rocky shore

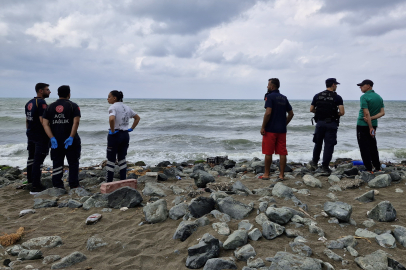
1;158;406;270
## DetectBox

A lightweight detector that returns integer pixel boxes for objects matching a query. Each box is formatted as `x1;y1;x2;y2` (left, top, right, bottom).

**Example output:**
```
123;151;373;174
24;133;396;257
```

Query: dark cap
357;79;373;87
326;78;340;85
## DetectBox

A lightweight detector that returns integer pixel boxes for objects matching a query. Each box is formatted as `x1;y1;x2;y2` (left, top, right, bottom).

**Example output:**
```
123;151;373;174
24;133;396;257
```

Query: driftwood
0;227;24;247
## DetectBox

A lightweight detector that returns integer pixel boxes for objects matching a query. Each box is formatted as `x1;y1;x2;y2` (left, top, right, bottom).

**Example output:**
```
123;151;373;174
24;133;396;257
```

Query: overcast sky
0;0;405;100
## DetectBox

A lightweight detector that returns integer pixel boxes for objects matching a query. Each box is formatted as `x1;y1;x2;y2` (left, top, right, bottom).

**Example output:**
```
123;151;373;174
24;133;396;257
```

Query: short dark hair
326;81;335;88
268;78;280;89
35;83;49;93
58;85;70;98
110;90;124;102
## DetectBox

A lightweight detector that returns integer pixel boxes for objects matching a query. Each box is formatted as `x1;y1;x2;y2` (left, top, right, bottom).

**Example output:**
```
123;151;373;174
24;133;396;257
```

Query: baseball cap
326;78;340;85
357;79;374;87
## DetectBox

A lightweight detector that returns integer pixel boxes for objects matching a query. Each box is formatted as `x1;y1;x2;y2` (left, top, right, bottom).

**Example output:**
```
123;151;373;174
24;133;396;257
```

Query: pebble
395;188;403;193
19;209;36;217
86;213;102;225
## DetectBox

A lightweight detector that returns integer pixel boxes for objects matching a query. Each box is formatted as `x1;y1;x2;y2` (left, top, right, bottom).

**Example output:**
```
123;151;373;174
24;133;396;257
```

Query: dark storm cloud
115;0;263;34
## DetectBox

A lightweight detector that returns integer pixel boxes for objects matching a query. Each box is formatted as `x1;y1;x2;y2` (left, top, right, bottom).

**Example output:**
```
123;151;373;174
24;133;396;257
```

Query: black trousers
51;137;81;189
312;121;338;167
106;131;129;182
27;135;49;188
357;125;380;171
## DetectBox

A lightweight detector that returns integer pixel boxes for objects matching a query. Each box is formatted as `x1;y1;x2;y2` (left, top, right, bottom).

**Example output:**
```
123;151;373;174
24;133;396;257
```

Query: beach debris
19;209;36;217
0;227;24;247
120;207;128;211
86;214;102;225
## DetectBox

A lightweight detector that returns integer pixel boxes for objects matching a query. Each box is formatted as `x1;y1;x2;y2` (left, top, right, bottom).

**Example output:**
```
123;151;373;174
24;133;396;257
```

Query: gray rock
169;202;188;220
258;201;268;213
303;175;322;188
238;220;253;231
6;245;23;256
388;257;406;270
173;220;199;241
272;182;293;198
189;197;215;218
360;171;376;183
67;199;82;208
289;242;312;257
355;228;378;238
137;174;158;183
328;175;341;185
262;220;285;240
210;191;229;202
69;187;92;197
266;252;323;269
86;235;107;251
234;244;256;261
143;199;168;224
265;207;293;225
107;187;143;209
355;249;388;270
18;249;42;260
247;257;265;268
356;190;375;203
33;198;57;209
186;233;220;269
285;229;303;238
80;196;91;203
390;172;402;182
142;182;167;197
255;213;269;226
51;251;87;269
362;219;376;228
323;249;343;261
232;181;252;195
368;174;392;188
346;246;359;257
326;192;337;201
323;201;352;222
376;233;396;248
253;188;272;197
248;228;262;241
19;209;36;217
393;225;406;247
83;193;108;210
170;185;185;195
80;177;104;187
297;189;310;195
325;236;357;249
309;224;324;237
223;230;248;250
328;185;342;192
217;196;253;220
35;187;67;197
42;255;61;265
22;236;63;249
210;210;231;222
203;258;237;270
190;170;215;188
367;201;397;222
196;216;210;227
212;222;230;235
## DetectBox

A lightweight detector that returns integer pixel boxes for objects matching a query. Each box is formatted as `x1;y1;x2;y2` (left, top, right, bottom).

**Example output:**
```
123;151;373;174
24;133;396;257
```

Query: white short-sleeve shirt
108;102;137;130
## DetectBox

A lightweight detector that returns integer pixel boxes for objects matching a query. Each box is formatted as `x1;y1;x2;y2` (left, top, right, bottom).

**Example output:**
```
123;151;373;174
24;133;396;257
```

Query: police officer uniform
25;97;49;192
43;99;81;189
311;83;343;170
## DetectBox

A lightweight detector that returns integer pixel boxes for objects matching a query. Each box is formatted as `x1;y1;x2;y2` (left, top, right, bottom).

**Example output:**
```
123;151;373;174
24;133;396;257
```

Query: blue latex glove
128;128;133;132
64;136;74;149
50;137;58;149
108;129;119;135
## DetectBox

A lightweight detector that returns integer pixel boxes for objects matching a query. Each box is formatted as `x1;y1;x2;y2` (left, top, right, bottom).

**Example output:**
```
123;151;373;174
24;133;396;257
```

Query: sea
1;98;405;168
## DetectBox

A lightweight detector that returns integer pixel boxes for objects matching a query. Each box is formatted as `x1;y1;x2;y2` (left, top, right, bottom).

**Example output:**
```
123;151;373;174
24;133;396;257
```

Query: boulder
265;207;293;225
22;236;63;249
169;202;188;220
107;187;143;209
355;190;375;203
368;174;392;188
142;182;166;197
33;198;57;209
143;199;168;223
173;221;199;241
203;258;237;270
217;197;253;220
393;225;406;247
83;193;108;210
186;233;220;269
272;182;293;198
51;251;87;269
376;233;396;248
323;201;352;222
262;220;285;240
223;230;248;250
190;170;215;188
234;244;256;261
367;201;397;222
303;175;322;188
188;197;215;218
355;249;388;270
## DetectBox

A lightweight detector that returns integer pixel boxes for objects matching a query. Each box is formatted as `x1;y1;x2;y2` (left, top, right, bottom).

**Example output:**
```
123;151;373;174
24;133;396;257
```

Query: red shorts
262;132;288;155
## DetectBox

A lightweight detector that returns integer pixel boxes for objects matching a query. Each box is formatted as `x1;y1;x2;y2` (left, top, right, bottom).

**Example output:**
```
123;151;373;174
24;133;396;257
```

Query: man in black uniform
308;78;345;174
25;83;51;194
42;85;81;189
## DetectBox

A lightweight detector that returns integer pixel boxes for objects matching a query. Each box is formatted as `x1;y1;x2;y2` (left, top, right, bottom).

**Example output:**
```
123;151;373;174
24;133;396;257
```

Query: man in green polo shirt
356;79;385;173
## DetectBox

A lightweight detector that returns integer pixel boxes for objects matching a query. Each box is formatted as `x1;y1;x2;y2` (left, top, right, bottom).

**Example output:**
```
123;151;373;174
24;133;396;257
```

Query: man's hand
370;128;375;137
260;128;266;136
108;129;119;135
50;137;58;149
64;137;74;149
128;128;133;132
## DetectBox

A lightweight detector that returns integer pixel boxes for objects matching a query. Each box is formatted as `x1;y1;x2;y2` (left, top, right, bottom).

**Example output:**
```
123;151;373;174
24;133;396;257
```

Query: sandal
259;175;270;180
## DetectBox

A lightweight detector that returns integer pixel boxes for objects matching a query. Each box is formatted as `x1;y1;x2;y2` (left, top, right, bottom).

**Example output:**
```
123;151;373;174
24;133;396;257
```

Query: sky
0;0;405;100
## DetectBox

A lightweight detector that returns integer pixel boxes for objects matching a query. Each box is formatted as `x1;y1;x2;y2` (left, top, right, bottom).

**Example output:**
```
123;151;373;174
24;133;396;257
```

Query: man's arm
260;107;272;135
131;115;140;130
109;115;115;131
42;119;54;139
310;105;316;113
363;108;374;136
69;116;80;138
26;119;28;129
286;110;294;125
338;105;345;116
365;107;385;121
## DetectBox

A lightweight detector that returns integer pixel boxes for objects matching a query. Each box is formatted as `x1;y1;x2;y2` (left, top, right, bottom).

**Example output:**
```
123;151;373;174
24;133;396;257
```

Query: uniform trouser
51;137;81;189
106;131;129;182
27;136;50;188
312;121;338;167
357;125;380;171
